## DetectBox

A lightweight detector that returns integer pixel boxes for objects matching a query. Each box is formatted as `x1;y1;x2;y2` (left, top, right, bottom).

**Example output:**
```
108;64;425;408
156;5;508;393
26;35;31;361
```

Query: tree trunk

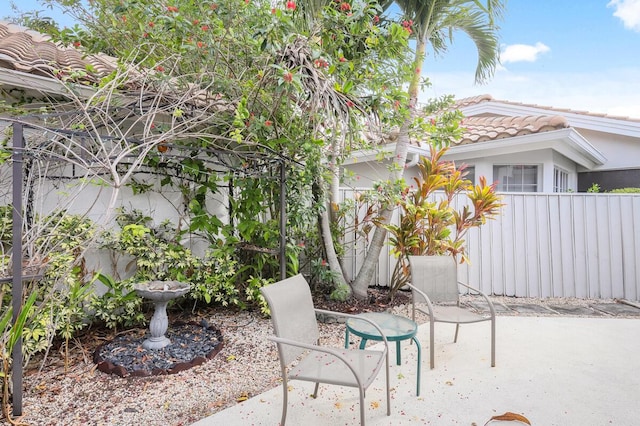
317;176;351;297
349;34;427;300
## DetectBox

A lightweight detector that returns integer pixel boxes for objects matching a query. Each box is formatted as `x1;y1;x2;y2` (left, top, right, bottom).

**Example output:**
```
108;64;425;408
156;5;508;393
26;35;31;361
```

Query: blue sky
423;0;640;118
7;0;640;118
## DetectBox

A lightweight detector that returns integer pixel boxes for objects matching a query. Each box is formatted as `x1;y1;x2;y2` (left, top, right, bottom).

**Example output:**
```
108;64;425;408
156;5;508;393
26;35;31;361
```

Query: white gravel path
6;296;633;426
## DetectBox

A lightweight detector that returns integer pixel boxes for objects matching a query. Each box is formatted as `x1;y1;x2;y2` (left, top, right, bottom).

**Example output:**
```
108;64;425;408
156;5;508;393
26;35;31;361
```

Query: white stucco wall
343;148;580;193
574;128;640;171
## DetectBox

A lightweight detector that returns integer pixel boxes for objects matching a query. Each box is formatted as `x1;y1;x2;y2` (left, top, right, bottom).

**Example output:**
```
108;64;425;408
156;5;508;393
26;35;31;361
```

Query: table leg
359;338;368;350
396;341;402;366
412;336;421;396
344;329;350;349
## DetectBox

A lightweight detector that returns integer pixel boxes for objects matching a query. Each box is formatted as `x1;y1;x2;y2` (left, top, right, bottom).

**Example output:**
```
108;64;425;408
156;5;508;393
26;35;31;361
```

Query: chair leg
359;387;366;426
491;317;496;367
280;380;289;425
312;382;320;398
454;323;460;343
430;319;435;369
385;351;391;416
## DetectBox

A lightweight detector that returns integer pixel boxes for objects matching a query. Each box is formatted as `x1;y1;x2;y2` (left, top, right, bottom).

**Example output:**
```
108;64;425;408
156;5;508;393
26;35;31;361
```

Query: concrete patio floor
193;311;640;426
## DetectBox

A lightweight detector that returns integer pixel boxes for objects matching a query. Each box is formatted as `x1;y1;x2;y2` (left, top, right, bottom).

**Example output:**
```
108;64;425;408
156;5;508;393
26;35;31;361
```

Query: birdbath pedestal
134;281;190;350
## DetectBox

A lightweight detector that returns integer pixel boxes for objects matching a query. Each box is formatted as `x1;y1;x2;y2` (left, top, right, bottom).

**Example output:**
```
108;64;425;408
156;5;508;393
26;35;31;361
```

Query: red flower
401;20;414;34
121;15;127;22
339;2;351;11
210;3;218;9
346;100;354;108
314;58;328;68
271;8;276;14
157;144;169;153
430;118;436;126
264;120;273;126
373;15;380;24
197;41;205;48
73;41;81;47
339;57;346;63
286;1;296;10
201;25;209;31
155;65;165;72
167;6;179;12
148;21;155;27
192;19;199;25
321;259;328;266
283;72;293;83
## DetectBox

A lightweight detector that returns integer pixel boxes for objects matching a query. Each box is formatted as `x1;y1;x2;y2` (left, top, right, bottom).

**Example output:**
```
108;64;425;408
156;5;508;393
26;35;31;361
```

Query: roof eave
0;68;96;99
445;128;607;170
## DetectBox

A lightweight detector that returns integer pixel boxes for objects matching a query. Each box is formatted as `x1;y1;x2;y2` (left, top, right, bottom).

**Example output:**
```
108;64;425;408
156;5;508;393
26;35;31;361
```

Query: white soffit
445;128;607;170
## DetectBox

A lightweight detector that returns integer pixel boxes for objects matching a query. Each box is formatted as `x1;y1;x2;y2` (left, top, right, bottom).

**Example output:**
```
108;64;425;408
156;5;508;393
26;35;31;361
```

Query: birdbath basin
134;280;190;350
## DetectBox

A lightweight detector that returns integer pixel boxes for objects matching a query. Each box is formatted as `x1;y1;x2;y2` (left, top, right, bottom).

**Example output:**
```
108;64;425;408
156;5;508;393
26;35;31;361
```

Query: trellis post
11;122;24;416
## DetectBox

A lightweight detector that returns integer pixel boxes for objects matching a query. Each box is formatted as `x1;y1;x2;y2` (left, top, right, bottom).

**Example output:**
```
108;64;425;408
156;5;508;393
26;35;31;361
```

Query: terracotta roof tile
0;21;116;83
452;115;569;145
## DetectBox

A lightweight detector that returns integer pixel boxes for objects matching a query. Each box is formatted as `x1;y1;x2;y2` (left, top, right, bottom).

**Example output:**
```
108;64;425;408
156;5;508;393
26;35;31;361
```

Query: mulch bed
312;285;411;314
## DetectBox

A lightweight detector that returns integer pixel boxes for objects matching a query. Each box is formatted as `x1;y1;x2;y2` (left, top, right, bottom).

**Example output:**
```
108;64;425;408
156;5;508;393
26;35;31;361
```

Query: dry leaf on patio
484;412;531;425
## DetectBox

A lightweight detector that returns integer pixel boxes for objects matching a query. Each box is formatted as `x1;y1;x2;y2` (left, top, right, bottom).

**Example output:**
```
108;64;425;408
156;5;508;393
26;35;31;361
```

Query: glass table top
346;312;417;341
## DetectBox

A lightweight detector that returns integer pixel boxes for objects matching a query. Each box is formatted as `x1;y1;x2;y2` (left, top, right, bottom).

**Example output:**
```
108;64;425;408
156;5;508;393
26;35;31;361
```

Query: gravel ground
4;296;636;426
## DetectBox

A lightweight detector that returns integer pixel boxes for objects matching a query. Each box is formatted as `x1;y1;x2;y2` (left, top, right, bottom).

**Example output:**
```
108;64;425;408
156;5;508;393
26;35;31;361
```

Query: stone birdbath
134;280;190;350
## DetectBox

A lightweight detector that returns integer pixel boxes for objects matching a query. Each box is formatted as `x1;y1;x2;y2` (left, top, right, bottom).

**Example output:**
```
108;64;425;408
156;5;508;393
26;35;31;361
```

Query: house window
554;168;569;192
462;165;475;184
493;165;538;192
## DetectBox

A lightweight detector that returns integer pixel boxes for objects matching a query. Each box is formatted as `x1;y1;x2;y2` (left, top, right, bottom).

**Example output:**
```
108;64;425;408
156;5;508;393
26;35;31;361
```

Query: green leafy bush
609;187;640;193
189;252;239;306
90;273;144;330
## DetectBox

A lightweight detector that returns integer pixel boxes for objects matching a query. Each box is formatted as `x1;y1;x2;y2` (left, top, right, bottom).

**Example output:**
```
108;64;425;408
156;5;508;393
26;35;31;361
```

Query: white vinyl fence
339;190;640;301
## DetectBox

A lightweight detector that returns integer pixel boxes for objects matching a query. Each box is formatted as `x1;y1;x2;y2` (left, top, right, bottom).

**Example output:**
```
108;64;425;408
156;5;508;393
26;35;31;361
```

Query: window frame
493;164;539;192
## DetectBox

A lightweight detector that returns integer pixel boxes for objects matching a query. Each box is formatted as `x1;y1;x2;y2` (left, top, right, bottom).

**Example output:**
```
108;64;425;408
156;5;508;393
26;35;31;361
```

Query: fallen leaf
485;412;531;425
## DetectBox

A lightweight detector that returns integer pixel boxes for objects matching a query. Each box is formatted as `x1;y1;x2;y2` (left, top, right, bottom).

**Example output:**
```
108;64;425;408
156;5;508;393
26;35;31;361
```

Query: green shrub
90;273;145;330
609;187;640;193
189;252;240;306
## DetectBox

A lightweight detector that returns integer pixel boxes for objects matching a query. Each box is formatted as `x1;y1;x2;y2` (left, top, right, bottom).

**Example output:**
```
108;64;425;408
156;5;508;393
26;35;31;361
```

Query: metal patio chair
407;255;496;369
260;274;391;425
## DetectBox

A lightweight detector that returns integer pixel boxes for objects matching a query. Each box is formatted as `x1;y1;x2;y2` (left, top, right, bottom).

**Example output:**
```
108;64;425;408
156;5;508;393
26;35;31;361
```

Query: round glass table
345;312;421;396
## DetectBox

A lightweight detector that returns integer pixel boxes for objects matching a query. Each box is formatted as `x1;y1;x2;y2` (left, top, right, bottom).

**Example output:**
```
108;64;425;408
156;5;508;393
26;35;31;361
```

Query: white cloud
608;0;640;32
500;42;550;63
421;67;640;119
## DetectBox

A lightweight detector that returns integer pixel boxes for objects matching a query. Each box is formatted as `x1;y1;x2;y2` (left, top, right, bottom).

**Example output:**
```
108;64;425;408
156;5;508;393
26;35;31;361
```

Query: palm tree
349;0;505;299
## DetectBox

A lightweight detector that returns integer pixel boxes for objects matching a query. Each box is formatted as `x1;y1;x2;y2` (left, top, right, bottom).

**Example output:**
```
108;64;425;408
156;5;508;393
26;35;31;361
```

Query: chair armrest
267;335;388;389
457;282;496;317
406;283;436;318
314;308;390;348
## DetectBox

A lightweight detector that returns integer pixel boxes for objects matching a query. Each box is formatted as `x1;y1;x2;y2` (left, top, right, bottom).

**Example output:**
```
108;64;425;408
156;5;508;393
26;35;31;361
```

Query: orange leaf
486;412;531;425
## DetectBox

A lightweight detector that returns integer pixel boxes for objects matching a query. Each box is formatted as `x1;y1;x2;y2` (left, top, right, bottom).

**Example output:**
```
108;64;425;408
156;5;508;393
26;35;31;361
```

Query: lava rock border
93;320;224;377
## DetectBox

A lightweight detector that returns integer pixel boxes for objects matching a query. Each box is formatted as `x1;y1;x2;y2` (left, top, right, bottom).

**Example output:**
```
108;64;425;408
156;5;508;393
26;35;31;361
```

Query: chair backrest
260;274;320;365
408;255;459;303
